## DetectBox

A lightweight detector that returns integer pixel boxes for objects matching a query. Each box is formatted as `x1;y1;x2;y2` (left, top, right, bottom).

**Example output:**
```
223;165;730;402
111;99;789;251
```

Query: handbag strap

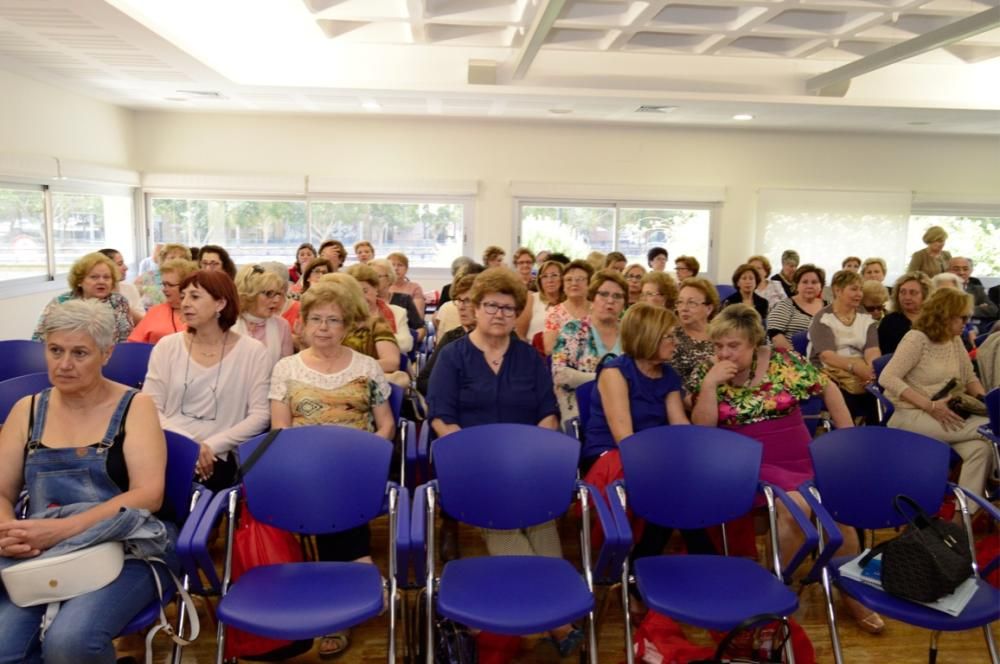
235;428;283;483
712;613;789;661
893;494;962;549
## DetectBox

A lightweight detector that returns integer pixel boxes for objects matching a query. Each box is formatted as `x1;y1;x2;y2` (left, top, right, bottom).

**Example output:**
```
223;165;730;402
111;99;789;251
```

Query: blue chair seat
831;556;1000;632
218;562;383;639
438;556;594;634
634;555;799;632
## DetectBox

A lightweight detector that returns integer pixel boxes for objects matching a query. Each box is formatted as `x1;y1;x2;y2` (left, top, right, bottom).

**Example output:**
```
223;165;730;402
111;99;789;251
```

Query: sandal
844;597;884;635
544;626;585;658
318;631;350;659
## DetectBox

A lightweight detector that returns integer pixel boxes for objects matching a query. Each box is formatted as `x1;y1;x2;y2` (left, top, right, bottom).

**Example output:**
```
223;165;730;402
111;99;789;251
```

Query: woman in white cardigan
143;270;271;491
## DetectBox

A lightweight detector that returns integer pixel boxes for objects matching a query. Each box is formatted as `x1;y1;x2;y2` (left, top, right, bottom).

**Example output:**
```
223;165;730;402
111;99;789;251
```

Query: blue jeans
0;559;164;664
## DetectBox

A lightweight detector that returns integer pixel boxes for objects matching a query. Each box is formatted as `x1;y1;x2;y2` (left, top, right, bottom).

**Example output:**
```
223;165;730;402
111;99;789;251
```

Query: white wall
0;69;136;339
133;110;1000;285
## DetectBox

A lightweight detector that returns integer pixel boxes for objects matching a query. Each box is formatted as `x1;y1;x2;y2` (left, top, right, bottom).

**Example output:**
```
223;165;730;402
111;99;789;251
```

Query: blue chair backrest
389;384;404;421
619;425;762;529
0;372;51;424
872;353;892;385
0;340;47;382
104;342;154;388
576;380;596;430
238;426;392;534
986;388;999;436
810;428;951;530
715;285;736;301
790;331;809;356
164;431;200;527
432;423;579;529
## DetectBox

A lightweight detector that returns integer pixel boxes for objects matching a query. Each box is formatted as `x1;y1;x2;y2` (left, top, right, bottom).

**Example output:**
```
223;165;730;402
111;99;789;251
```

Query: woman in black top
877;271;932;355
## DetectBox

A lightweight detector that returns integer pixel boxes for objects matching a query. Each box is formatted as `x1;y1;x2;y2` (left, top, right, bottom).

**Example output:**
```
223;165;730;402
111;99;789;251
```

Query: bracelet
929;400;938;412
847;361;855;375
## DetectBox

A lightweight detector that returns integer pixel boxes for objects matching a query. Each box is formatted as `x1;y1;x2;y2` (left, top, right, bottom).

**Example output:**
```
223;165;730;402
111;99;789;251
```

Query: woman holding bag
0;300;175;663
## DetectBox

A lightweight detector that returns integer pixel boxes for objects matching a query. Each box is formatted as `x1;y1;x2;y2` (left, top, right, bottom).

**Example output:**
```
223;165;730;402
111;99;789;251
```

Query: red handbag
223;496;306;660
222;429;311;660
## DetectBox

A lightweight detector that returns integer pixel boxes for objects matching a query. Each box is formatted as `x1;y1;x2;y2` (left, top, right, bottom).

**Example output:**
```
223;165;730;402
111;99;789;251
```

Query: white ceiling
0;0;999;134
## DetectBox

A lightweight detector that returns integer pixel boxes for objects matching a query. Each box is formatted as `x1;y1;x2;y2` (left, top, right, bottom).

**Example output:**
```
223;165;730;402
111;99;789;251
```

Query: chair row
178;423;999;664
0;339;154;387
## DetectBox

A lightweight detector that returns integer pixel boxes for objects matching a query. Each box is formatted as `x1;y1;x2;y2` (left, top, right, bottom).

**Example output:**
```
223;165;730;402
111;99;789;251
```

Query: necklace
833;308;857;327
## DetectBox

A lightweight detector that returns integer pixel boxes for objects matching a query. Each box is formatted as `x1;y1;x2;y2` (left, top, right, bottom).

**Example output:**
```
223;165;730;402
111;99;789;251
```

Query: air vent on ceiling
176;89;226;99
635;105;677;113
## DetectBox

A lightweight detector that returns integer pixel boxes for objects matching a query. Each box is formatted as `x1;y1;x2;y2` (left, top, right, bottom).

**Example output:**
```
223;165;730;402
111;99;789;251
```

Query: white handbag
0;541;124;607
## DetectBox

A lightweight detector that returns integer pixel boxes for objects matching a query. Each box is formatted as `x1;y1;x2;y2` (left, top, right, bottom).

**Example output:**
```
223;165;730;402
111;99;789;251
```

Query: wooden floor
120;515;1000;664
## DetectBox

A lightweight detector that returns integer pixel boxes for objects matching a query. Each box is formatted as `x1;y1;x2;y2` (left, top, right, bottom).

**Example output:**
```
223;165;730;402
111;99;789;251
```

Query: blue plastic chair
865;353;895;426
715;284;736;301
411;424;621;664
791;330;809;356
0;372;51;424
104;342;154;388
200;426;409;663
0;339;47;382
389;384;417;489
801;427;1000;664
610;425;819;664
117;431;212;660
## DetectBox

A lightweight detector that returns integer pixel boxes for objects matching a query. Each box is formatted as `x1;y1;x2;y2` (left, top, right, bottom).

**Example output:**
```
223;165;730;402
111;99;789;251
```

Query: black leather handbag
859;495;973;603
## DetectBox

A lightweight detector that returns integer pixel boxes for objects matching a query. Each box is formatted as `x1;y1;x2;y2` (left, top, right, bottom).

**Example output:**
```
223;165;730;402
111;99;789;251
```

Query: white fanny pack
1;541;124;607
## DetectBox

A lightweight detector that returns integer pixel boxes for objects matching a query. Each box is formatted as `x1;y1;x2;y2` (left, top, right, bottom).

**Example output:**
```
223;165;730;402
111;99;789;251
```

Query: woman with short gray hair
0;299;174;662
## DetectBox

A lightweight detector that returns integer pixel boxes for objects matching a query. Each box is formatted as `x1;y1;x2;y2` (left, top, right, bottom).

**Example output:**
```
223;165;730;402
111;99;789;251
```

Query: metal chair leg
983;624;1000;664
928;630;940;664
821;570;845;664
621;562;635;664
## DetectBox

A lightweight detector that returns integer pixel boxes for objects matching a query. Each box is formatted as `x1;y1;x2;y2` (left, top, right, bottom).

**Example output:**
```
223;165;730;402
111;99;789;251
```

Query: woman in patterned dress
690;304;883;634
269;280;394;658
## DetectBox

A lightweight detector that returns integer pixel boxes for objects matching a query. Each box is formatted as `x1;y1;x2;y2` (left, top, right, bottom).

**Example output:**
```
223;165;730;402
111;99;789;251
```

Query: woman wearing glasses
512;246;537;291
515;259;564;342
233;264;294;368
542;259;594;355
638;270;679;310
623;263;646;307
551;270;627;423
428;269;581;654
671;277;720;389
128;258;199;344
417;274;477;395
143;270;271;491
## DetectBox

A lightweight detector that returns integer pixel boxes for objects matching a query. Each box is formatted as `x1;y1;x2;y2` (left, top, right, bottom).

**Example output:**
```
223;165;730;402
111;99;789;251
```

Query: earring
216;311;221;319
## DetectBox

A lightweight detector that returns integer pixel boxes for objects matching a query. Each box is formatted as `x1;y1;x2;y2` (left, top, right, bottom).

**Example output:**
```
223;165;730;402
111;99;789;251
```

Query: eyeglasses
540;273;561;280
481;301;517;317
595;290;625;301
162;281;181;289
625;274;643;281
455;297;471;307
306;315;344;327
864;304;885;313
641;291;664;300
261;290;283;299
564;276;588;285
515;260;534;266
676;299;708;308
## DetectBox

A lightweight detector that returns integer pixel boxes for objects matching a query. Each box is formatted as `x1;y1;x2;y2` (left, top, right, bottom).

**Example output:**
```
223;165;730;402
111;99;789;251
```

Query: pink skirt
724;409;814;494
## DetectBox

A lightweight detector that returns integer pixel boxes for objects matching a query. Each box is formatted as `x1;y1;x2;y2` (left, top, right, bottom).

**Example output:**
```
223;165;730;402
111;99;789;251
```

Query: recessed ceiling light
176;89;224;98
361;100;381;111
732;113;754;121
549;108;573;115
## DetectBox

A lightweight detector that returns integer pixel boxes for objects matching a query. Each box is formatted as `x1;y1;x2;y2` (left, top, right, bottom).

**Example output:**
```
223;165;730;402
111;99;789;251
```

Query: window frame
0;180;137;299
909;202;1000;280
514;197;719;275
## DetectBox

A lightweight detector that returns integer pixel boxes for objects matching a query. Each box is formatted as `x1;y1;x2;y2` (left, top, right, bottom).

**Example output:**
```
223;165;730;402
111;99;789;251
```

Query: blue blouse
582;354;682;461
428;335;558;428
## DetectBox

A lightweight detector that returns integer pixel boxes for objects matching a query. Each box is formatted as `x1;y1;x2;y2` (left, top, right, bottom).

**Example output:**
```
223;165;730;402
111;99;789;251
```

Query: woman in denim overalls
0;300;175;663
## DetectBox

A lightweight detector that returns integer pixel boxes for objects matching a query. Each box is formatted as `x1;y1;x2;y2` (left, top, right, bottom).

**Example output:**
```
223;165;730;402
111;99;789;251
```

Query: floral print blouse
689;348;827;427
33;291;134;343
551;317;620;420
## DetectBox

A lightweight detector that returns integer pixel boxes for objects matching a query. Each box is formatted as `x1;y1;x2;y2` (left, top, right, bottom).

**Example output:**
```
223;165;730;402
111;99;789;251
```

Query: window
519;201;713;270
909;214;1000;277
0;187;46;283
52;191;135;272
150;197;307;265
309;200;466;268
148;196;468;269
0;185;135;287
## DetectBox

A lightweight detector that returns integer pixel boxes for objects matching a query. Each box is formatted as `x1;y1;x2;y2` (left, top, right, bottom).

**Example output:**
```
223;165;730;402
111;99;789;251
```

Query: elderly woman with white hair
1;300;175;662
233;264;294;367
33;252;135;343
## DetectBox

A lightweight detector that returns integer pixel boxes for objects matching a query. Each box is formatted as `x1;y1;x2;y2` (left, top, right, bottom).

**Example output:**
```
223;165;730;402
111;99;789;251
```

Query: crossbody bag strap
142;557;200;664
235;428;283;483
